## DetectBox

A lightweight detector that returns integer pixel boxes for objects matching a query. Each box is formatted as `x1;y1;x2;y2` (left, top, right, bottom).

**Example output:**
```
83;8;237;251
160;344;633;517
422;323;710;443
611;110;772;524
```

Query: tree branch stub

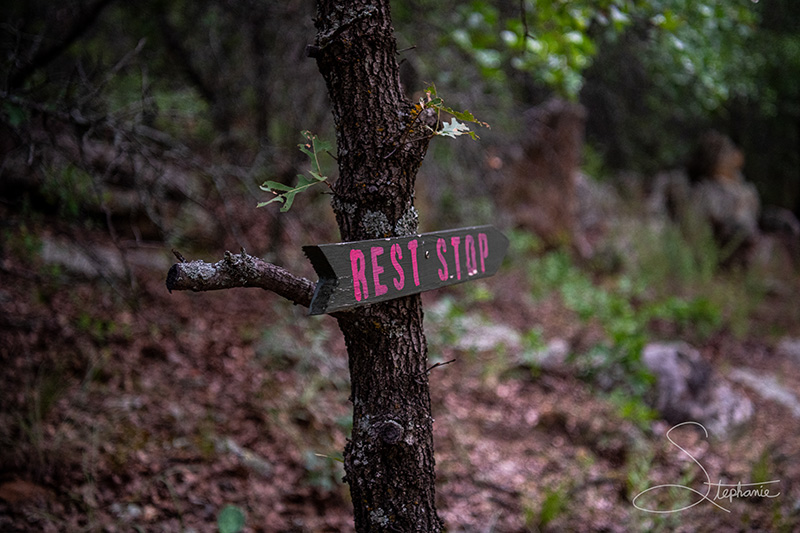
165;252;315;308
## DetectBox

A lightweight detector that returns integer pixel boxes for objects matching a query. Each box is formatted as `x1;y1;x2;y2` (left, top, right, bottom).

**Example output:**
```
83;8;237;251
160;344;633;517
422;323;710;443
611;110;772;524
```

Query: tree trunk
166;1;443;528
311;0;442;530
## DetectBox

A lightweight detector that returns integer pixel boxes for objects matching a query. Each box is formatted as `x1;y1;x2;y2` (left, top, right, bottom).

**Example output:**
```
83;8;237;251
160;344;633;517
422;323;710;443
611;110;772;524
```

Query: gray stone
693;178;760;244
777;338;800;364
40;238;126;277
453;315;522;354
519;338;570;371
40;237;171;278
642;342;753;436
728;368;800;419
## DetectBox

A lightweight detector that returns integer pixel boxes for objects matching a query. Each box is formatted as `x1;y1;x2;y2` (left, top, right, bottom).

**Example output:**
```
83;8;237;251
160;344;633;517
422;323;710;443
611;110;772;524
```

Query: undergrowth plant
516;229;724;401
627;216;767;337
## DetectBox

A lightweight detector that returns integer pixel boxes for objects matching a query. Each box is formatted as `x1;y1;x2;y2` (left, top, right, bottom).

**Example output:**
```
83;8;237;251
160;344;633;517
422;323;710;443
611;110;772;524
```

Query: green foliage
447;0;633;98
539;488;568;528
417;84;490;140
626;218;762;337
76;312;119;344
424;296;469;356
447;0;759;104
582;143;612;182
649;296;722;338
641;0;760;113
631;219;718;288
41;164;99;220
527;484;570;530
607;389;659;431
750;449;775;485
506;230;544;259
423;0;779;190
505;1;629;97
2;223;41;258
518;230;727;397
217;505;246;533
258;131;332;212
302;450;344;492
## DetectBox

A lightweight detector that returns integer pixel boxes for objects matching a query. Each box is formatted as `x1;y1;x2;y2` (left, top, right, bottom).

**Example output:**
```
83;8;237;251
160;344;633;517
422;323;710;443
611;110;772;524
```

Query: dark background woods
3;0;799;221
2;0;800;531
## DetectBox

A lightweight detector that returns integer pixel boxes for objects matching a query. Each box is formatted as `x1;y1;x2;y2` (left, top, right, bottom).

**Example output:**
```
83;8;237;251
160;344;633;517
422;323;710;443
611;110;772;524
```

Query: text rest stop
303;225;508;315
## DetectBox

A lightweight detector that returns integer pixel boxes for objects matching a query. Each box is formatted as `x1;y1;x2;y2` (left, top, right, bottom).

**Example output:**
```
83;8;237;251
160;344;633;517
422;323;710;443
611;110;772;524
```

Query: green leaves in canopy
447;0;759;104
448;0;631;98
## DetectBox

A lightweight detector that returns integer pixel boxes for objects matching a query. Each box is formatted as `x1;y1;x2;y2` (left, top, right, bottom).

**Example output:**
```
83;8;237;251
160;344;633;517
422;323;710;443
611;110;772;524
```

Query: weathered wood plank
303;225;508;315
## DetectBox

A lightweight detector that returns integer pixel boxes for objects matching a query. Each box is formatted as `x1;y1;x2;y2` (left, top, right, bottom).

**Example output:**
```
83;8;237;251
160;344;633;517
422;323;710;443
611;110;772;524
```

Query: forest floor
1;195;800;533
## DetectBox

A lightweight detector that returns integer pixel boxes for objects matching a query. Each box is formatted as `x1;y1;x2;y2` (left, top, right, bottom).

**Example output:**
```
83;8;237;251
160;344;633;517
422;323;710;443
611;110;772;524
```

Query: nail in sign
303;225;508;315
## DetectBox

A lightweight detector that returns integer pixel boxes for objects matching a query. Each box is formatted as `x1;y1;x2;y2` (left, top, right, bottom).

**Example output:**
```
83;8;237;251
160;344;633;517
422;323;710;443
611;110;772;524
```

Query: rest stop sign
303;225;508;315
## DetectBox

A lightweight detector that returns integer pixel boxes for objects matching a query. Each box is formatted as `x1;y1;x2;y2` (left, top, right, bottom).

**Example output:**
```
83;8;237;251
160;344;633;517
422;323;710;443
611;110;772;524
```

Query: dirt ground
1;202;799;532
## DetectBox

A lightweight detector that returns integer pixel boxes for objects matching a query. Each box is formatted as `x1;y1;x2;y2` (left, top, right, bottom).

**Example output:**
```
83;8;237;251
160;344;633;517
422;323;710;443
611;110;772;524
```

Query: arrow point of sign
303;245;338;315
497;229;510;263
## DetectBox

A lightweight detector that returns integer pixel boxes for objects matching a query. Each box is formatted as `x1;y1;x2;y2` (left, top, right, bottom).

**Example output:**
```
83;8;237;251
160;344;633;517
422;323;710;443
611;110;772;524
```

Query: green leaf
259;180;295;192
298;130;333;177
217;505;246;533
314;452;344;463
298;144;315;160
438;118;473;139
421;83;490;130
259;131;332;212
265;175;320;212
315;139;333;153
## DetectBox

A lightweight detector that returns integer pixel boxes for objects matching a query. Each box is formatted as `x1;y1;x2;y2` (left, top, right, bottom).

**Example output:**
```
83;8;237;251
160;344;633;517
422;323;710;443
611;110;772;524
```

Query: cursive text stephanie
632;421;781;514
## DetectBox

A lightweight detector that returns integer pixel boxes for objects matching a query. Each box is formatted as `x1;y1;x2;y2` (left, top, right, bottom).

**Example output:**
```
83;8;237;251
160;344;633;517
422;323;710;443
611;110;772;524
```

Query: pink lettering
390;243;404;291
478;232;489;273
351;249;368;301
437;238;448;281
465;235;477;276
371;246;388;297
450;236;462;280
407;240;420;287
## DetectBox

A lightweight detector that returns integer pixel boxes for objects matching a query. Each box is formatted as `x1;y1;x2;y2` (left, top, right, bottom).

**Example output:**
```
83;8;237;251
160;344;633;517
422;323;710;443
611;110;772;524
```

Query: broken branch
165;250;315;308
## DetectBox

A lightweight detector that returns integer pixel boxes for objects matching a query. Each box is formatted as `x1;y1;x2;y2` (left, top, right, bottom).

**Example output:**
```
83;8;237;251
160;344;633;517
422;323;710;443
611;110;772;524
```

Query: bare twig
172;249;187;263
425;358;456;374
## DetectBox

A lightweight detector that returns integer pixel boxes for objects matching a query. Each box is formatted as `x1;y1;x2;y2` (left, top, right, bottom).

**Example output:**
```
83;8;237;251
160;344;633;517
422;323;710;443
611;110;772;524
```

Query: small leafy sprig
258;130;332;212
415;84;490;140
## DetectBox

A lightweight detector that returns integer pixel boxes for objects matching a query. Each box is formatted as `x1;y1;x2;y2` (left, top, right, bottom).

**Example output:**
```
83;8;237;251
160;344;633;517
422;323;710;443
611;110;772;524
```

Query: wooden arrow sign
303;225;508;315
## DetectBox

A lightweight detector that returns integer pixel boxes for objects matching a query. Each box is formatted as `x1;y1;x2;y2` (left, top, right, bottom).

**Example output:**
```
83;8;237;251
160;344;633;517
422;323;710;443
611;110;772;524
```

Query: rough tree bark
167;0;443;530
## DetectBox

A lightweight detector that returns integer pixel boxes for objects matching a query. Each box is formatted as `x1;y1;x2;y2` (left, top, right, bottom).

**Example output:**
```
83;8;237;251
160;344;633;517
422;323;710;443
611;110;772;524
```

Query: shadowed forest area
2;0;800;531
